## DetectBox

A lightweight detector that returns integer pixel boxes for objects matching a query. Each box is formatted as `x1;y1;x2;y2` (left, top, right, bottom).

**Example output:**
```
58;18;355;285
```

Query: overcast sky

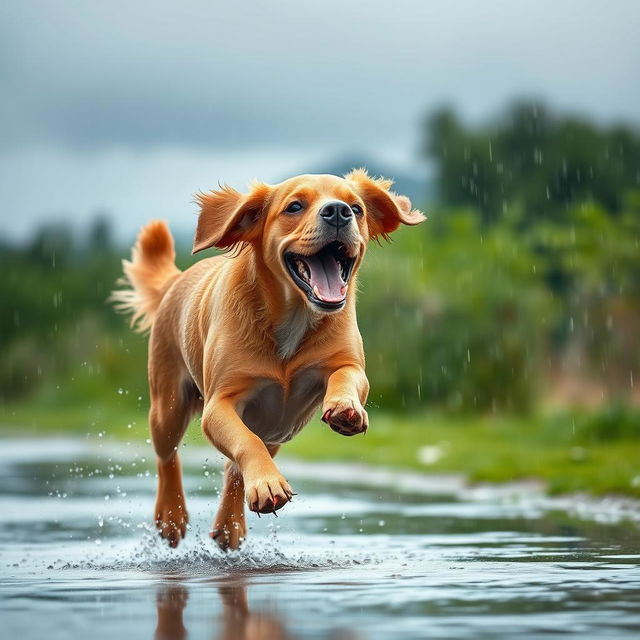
1;1;639;242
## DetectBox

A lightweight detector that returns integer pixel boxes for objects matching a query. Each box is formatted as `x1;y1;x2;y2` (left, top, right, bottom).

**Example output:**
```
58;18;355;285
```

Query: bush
574;404;640;443
358;210;555;412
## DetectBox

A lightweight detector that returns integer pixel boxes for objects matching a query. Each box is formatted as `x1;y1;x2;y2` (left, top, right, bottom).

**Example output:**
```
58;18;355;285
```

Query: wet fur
112;170;424;550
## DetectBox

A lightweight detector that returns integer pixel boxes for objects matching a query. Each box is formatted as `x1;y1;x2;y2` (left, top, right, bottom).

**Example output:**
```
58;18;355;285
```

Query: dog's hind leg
150;374;195;548
210;444;281;551
210;460;245;551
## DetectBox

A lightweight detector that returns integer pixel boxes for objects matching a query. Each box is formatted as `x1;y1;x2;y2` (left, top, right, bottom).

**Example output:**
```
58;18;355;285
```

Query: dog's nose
319;201;353;228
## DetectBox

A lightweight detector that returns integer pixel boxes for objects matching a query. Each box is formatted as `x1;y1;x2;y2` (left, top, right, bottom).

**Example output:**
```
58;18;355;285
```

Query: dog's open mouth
284;241;356;310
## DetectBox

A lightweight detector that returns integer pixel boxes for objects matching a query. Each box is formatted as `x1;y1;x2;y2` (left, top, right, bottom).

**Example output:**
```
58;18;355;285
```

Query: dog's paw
322;399;368;436
210;510;247;552
244;472;293;514
155;494;188;548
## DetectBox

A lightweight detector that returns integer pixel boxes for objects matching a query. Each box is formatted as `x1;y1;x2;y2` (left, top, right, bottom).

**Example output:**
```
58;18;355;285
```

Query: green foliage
572;404;640;443
0;220;134;400
529;201;640;388
427;101;640;223
2;198;639;416
358;210;553;412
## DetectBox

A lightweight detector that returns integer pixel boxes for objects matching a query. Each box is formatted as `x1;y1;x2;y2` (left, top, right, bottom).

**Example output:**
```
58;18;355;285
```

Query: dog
112;170;424;550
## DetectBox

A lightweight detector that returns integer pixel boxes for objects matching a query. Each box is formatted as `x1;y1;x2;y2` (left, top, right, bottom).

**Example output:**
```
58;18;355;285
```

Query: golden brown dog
112;170;424;550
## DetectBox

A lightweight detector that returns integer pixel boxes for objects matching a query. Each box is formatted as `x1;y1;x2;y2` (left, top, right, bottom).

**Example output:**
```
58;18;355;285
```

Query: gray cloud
1;1;639;242
2;0;639;153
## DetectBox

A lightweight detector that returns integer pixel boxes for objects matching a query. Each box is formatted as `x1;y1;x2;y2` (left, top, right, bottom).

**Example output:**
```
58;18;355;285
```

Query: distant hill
167;154;434;251
285;153;434;206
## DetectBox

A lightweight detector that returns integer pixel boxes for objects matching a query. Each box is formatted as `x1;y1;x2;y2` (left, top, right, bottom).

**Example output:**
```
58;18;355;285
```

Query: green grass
2;398;639;499
288;411;640;498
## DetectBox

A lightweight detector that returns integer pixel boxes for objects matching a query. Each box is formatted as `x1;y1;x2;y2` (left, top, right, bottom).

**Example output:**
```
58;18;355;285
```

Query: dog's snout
319;201;353;228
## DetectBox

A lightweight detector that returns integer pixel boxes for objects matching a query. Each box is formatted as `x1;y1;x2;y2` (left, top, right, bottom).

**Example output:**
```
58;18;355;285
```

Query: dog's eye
351;204;363;216
284;201;304;214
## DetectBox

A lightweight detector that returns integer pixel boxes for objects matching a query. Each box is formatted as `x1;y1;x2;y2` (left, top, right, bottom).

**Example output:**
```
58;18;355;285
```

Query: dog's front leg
202;397;293;514
322;365;370;436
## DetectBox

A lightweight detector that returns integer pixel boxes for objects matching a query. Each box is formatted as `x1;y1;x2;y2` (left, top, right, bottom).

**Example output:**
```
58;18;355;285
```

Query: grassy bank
2;398;639;499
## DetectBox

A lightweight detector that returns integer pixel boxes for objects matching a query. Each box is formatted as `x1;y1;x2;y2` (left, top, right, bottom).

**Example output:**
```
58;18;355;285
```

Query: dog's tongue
303;253;345;303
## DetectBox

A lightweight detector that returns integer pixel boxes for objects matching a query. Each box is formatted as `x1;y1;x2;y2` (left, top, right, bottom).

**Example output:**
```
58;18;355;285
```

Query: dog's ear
345;168;425;240
192;182;272;254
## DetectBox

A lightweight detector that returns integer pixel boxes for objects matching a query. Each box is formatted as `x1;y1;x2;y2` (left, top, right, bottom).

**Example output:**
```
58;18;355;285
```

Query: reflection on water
213;580;291;640
1;438;639;639
155;580;293;640
155;584;189;640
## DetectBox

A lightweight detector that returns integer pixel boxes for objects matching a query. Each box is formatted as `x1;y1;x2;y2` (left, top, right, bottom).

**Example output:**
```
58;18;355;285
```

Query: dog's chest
239;368;326;444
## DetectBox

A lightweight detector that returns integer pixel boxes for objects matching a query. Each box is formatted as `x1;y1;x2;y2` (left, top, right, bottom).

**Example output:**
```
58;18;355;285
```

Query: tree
425;101;640;224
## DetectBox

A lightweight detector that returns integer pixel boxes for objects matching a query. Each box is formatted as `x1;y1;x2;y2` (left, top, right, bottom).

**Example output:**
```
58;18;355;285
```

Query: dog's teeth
313;285;320;299
295;259;309;282
341;284;348;296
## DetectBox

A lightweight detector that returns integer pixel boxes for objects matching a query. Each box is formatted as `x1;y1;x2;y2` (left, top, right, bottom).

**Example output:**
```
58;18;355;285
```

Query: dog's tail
110;220;180;333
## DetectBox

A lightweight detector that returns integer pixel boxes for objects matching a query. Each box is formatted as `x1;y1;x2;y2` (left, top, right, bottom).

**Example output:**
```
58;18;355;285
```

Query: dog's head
193;170;425;313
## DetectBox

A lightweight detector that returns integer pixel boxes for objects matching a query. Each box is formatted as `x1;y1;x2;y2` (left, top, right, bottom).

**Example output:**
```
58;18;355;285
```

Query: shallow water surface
1;437;639;639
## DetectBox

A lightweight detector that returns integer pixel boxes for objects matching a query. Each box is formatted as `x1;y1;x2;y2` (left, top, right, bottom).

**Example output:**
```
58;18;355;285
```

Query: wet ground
1;437;639;639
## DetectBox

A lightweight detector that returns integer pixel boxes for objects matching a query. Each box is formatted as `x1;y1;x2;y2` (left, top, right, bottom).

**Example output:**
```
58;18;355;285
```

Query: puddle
1;437;639;639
